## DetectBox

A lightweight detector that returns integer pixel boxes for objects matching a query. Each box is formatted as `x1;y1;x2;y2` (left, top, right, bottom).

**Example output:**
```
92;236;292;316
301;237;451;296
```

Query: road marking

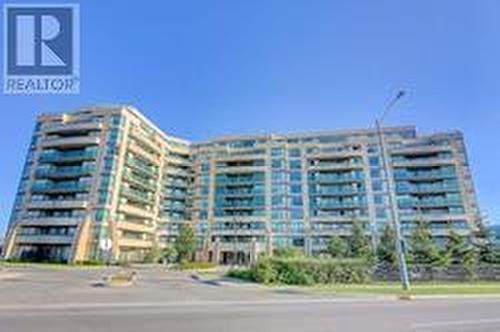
413;318;500;329
0;297;391;311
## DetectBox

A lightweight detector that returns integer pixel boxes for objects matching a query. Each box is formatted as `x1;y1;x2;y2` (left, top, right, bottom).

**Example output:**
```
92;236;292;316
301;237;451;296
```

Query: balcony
15;234;75;245
396;184;460;194
310;187;363;196
119;203;155;219
39;150;98;163
122;169;157;192
128;143;160;165
308;162;364;171
314;201;365;209
43;122;102;134
35;165;96;179
126;157;158;178
118;237;153;249
165;155;191;167
117;221;155;234
216;166;266;174
129;129;163;154
121;187;154;205
27;200;88;210
309;174;364;184
401;198;463;208
41;135;101;148
164;167;190;178
394;170;456;181
31;182;91;193
18;217;83;227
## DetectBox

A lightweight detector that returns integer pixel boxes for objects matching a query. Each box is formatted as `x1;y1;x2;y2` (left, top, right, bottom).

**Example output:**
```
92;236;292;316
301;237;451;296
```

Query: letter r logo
6;6;75;75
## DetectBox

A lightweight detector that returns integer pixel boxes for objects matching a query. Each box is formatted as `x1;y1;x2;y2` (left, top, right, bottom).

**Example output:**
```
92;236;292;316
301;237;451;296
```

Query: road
1;266;500;332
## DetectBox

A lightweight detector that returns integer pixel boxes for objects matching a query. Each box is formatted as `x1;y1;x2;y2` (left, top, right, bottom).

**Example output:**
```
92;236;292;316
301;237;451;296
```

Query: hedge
227;257;370;285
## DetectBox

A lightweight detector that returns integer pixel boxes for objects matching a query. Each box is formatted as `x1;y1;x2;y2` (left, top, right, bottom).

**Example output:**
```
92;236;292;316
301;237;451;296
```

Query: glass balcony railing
309;173;364;182
394;170;456;180
121;186;154;204
31;182;91;192
310;187;363;195
398;198;463;207
122;169;157;191
126;157;158;178
313;200;365;209
39;150;97;162
35;165;96;178
396;183;460;193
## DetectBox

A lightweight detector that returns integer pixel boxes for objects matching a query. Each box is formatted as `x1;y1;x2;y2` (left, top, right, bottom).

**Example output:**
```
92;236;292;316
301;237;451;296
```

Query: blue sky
1;0;499;235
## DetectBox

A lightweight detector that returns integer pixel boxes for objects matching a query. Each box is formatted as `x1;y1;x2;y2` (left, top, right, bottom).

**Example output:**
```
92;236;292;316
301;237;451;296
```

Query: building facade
3;106;481;263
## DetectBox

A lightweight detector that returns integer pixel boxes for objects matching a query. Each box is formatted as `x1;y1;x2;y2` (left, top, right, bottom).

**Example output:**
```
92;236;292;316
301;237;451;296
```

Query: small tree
175;224;197;263
444;229;478;277
327;236;349;258
476;225;500;264
376;223;397;266
274;247;303;258
408;220;440;265
161;245;178;264
143;242;161;263
349;220;374;261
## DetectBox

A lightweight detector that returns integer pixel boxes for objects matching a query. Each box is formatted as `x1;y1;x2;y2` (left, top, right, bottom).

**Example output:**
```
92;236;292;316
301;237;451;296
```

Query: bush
234;256;370;285
273;247;304;258
226;268;255;281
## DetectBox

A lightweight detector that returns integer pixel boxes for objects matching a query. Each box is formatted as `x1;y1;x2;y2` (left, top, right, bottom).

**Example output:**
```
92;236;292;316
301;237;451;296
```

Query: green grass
0;261;108;269
296;281;500;296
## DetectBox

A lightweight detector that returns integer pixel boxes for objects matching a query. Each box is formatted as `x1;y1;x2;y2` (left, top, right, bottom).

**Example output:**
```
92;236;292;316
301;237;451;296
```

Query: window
289;160;301;169
369;156;380;166
288;148;301;158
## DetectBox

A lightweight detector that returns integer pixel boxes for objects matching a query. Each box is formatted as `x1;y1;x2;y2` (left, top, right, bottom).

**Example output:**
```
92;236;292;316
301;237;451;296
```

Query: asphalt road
1;266;500;332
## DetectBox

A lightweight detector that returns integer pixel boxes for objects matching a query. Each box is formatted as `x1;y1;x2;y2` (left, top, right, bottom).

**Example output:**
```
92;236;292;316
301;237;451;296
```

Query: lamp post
375;90;411;291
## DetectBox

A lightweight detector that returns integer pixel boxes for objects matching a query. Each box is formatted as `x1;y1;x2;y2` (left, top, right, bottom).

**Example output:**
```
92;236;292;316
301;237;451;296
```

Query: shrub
327;236;349;258
243;256;370;285
273;247;304;258
254;258;278;284
226;268;255;281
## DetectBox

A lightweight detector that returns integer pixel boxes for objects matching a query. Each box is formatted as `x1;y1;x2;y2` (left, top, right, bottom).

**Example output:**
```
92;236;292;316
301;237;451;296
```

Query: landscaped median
226;256;371;285
226;256;500;298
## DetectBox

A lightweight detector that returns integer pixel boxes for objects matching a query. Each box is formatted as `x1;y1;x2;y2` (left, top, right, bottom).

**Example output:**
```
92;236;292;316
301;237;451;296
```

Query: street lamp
375;90;411;291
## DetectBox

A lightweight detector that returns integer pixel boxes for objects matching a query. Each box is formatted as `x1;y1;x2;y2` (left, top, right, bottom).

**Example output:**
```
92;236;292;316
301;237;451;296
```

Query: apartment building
3;106;481;263
3;106;191;262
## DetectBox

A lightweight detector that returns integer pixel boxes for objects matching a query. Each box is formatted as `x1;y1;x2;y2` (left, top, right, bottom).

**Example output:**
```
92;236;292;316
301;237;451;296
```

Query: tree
408;220;440;265
444;229;478;276
161;245;178;264
475;224;500;264
376;223;397;266
274;247;303;258
349;220;374;261
175;224;197;263
327;236;348;258
143;242;161;263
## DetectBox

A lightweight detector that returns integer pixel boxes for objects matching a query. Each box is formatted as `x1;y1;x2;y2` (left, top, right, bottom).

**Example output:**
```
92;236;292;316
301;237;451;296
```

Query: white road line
0;298;391;311
413;318;500;329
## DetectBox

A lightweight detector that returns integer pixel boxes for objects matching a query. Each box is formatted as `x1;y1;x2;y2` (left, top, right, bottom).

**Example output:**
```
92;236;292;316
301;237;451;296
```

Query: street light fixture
375;90;411;291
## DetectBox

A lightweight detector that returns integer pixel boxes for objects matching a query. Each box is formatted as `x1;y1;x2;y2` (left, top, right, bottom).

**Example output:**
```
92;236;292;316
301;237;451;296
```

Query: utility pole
375;90;411;291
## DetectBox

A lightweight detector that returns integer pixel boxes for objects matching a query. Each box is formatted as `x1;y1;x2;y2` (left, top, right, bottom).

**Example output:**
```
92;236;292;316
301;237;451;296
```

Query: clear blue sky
1;0;499;235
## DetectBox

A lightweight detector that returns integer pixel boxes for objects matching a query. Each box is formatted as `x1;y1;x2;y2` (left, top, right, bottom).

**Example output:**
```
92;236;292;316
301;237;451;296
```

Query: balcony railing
31;182;91;193
35;165;96;178
39;150;98;163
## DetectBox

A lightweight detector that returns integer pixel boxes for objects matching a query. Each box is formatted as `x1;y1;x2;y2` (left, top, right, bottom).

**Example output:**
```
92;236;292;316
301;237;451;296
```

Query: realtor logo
4;4;79;94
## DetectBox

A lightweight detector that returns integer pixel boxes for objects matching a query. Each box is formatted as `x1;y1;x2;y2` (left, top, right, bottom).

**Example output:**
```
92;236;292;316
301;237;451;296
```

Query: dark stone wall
373;264;500;281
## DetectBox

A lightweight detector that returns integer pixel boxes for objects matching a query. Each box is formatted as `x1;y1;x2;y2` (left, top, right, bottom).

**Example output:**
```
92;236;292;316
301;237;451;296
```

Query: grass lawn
285;282;500;296
0;261;108;269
